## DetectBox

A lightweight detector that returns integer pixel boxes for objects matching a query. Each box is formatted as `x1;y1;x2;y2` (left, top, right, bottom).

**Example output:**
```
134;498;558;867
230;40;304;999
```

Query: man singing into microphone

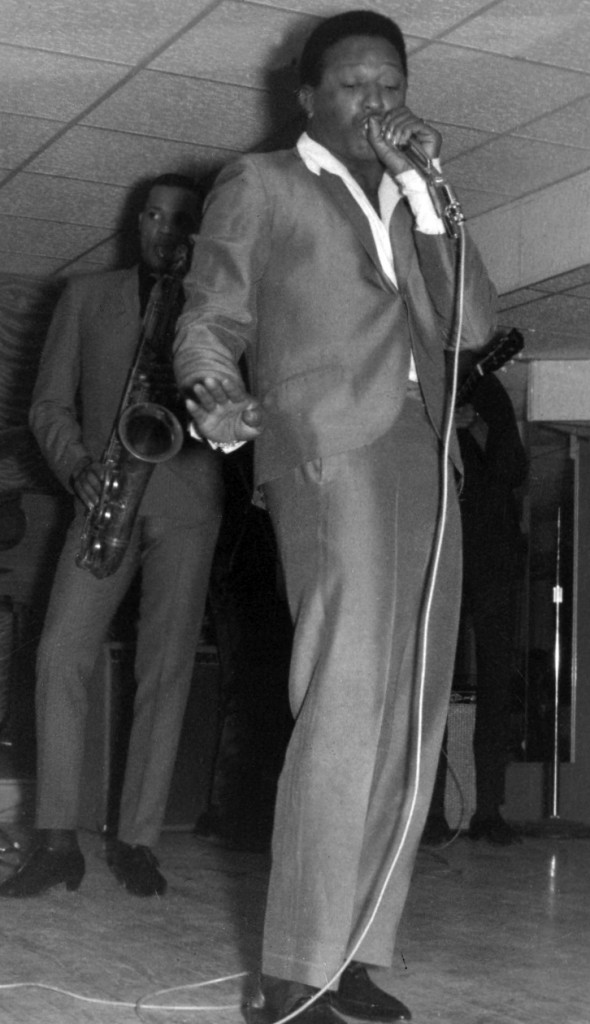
174;12;497;1022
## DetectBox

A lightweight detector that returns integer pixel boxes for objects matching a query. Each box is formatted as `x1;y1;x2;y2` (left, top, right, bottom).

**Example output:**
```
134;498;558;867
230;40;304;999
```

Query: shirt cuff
188;421;246;454
397;162;445;235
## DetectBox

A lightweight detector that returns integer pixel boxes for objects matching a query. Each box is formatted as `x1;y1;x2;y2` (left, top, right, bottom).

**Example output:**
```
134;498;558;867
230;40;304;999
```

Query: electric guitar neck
456;328;524;407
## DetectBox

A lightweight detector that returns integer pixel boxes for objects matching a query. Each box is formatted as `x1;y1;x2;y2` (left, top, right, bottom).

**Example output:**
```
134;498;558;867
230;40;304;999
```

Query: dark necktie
389;197;414;292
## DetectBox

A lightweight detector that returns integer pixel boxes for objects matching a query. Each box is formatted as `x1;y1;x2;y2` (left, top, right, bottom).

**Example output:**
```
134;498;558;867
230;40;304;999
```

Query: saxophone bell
118;402;183;463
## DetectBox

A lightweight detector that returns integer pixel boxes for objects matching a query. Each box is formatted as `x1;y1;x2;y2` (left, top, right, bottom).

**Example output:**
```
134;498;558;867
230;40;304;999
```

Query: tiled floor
0;826;588;1024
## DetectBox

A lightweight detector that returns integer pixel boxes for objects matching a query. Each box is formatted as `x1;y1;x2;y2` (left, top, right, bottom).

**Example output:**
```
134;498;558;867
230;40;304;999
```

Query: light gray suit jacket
175;148;497;485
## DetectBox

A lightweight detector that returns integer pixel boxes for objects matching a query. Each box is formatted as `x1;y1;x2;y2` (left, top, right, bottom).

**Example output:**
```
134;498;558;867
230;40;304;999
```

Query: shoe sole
111;866;166;897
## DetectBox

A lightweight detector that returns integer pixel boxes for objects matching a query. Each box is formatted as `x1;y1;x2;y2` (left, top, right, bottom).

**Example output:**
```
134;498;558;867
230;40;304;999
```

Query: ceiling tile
445;0;590;74
63;237;122;273
29;126;239;186
435;123;494;161
0;215;111;261
561;281;590;300
83;70;277;151
0;113;62;168
0;173;127;228
532;264;590;293
0;233;120;276
498;288;544;308
456;186;514;219
0;252;72;276
408;43;590;132
151;1;313;91
254;0;496;39
448;135;590;197
0;0;216;64
516;94;590;149
0;44;128;121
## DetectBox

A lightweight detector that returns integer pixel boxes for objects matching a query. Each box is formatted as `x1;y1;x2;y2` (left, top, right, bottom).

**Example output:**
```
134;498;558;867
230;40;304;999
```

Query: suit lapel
103;266;140;329
317;170;396;294
119;267;140;326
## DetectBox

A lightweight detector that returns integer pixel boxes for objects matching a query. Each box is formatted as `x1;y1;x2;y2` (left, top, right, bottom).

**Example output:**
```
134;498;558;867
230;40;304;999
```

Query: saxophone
76;244;190;579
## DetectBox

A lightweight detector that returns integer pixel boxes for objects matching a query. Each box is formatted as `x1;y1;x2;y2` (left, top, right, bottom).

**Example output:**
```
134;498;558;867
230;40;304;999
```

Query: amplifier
444;698;477;830
79;642;221;833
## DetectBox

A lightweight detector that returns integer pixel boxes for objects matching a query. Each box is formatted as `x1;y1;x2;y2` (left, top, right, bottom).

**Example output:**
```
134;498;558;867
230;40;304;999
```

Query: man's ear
298;85;314;119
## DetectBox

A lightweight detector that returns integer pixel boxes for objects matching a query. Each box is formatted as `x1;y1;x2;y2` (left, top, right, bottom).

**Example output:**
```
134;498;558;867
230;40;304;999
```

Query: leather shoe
245;986;342;1023
330;962;412;1021
468;814;522;846
0;844;85;897
108;841;166;896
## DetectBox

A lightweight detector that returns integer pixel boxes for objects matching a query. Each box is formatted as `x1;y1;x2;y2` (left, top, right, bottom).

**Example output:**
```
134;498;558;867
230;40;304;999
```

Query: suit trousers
35;503;221;848
261;387;462;989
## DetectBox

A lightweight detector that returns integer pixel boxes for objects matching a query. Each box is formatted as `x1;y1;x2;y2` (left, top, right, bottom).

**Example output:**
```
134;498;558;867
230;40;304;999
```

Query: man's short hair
145;173;203;205
299;10;408;86
141;173;205;221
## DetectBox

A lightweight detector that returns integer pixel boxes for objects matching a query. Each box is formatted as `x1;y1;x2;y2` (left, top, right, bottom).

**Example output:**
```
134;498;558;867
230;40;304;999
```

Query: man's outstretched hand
185;374;263;445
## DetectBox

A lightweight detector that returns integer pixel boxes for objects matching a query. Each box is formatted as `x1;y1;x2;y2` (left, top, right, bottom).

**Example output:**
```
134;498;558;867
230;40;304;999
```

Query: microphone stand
523;506;590;838
549;507;563;823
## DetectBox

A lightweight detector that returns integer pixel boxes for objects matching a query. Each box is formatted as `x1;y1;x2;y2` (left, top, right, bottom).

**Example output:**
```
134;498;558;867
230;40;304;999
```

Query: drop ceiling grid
0;0;225;64
442;0;590;73
252;0;507;41
0;0;590;292
27;126;240;187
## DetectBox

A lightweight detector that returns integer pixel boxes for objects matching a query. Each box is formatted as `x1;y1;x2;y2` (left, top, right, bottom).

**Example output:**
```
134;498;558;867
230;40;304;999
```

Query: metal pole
550;508;563;820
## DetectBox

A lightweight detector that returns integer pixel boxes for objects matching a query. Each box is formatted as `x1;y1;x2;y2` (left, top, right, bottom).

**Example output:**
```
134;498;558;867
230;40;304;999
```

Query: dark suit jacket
459;372;528;573
30;266;222;523
174;148;497;485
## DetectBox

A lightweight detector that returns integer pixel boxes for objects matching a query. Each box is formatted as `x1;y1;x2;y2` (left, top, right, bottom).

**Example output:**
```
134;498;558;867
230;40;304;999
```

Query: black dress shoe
0;844;85;897
330;962;412;1022
468;815;522;846
245;990;342;1023
108;841;166;896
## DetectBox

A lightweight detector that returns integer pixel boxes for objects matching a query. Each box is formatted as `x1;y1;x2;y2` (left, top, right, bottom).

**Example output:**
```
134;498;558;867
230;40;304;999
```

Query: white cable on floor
0;232;468;1024
0;971;247;1014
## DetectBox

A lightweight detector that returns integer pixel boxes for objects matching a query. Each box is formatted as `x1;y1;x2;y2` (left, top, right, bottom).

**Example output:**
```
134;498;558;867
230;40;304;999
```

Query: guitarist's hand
455;404;477;431
456;402;488;451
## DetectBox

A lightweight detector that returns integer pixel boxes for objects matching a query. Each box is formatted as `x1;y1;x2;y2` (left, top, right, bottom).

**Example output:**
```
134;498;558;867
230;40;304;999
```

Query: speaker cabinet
444;699;477;830
529;360;590;422
79;642;133;834
79;642;221;834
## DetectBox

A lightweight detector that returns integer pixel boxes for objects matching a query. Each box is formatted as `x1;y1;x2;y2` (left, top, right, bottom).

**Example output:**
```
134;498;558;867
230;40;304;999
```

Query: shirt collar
296;132;402;225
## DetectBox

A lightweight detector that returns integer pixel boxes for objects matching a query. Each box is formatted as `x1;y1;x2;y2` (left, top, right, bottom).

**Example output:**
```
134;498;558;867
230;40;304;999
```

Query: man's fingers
193;375;246;406
242;403;263;428
192;381;220;411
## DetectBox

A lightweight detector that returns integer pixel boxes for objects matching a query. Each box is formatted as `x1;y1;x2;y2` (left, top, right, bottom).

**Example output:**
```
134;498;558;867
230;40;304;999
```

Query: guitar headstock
478;328;524;375
455;328;525;405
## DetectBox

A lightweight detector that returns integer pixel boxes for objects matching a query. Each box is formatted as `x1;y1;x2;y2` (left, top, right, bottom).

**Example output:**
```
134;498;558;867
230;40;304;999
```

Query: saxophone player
0;174;224;898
